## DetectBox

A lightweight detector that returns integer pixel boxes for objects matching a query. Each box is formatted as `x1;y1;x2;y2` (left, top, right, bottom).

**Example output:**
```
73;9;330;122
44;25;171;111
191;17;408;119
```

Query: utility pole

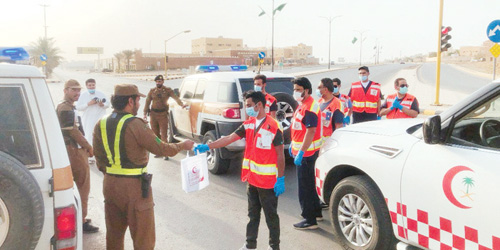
272;0;275;72
321;15;341;70
435;0;444;105
40;4;49;40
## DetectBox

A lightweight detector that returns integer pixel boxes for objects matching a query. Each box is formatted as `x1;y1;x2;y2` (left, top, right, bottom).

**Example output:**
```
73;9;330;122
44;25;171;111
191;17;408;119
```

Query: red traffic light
442;26;452;35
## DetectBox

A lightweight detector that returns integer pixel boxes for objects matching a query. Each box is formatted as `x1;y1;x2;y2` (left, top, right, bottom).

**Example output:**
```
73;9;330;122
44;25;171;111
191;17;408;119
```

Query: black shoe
293;219;318;230
83;221;99;233
321;202;329;209
154;155;162;158
164;156;169;160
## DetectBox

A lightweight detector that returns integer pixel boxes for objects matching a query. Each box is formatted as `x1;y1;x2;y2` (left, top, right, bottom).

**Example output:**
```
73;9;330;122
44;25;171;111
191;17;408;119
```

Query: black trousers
246;183;280;250
296;151;321;224
352;111;378;124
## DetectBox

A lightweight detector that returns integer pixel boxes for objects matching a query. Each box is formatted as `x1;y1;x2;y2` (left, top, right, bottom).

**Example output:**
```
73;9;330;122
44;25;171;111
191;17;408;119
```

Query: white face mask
293;91;304;102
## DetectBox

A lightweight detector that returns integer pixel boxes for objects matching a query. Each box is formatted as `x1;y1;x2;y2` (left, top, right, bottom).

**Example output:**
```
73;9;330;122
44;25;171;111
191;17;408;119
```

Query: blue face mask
333;87;339;94
254;85;262;92
316;89;322;97
359;75;368;82
246;105;259;117
399;86;408;95
88;89;96;94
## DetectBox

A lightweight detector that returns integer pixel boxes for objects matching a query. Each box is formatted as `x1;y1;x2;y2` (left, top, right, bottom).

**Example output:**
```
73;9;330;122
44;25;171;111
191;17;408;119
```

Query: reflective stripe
401;101;412;105
242;158;277;176
291;137;323;152
366;102;378;108
351;85;362;89
352;101;365;108
101;114;147;176
244;123;255;130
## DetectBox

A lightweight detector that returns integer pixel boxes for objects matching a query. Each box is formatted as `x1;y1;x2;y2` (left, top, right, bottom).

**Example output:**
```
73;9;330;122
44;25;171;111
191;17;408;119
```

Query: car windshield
239;78;294;94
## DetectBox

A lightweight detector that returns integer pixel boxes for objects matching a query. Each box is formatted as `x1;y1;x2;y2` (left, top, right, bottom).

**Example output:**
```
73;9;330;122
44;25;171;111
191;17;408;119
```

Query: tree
29;37;63;77
122;50;134;71
114;52;123;72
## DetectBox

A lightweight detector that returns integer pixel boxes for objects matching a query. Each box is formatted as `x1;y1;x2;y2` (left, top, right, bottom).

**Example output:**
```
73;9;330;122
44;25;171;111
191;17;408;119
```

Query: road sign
40;54;47;61
41;61;47;66
77;47;104;54
490;44;500;58
258;52;266;59
487;20;500;43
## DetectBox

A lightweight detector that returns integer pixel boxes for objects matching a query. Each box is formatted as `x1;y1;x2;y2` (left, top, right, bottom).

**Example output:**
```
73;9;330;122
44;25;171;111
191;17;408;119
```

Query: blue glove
288;146;294;157
194;144;209;155
343;116;350;125
377;116;381;120
391;99;403;110
274;176;285;197
294;150;305;166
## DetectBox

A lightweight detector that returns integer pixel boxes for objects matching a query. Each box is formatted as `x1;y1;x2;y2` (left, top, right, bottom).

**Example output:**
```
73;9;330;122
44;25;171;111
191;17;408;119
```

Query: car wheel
167;112;178;143
0;151;44;250
203;131;230;175
329;175;395;250
272;92;297;132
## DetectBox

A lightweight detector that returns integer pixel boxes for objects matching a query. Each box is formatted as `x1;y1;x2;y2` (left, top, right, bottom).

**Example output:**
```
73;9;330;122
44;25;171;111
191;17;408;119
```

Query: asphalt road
46;63;488;250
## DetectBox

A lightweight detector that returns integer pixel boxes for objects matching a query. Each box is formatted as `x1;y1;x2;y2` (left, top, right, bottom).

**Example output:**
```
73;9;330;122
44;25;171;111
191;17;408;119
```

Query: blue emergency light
0;47;29;61
196;65;219;72
196;65;248;73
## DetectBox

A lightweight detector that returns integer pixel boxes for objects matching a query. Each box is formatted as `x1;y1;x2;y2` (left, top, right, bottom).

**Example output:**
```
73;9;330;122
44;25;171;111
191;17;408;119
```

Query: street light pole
164;30;191;78
354;30;368;66
40;4;49;40
321;15;341;69
272;0;275;72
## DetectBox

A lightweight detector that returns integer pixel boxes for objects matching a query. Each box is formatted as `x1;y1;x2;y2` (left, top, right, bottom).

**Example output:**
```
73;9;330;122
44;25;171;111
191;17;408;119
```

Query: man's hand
87;146;94;157
180;140;195;151
194;144;210;155
343;116;350;125
98;102;104;107
390;99;403;110
88;99;97;106
274;176;285;197
294;150;304;166
288;146;294;157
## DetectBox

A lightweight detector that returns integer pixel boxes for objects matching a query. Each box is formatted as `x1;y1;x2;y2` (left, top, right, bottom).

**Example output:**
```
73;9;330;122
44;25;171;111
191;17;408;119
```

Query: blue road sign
487;20;500;43
258;52;266;59
40;54;47;61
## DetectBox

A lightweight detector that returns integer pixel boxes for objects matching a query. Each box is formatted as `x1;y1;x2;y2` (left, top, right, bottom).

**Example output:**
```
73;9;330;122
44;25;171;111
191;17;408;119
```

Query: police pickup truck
316;81;500;250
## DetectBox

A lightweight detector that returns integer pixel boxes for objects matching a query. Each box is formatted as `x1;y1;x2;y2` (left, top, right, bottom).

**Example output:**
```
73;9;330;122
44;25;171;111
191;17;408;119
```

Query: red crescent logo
192;166;199;174
442;166;474;209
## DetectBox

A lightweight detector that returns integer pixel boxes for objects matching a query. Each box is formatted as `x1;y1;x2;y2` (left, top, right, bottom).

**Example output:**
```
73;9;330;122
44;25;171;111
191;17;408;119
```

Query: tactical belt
106;173;141;178
151;108;167;112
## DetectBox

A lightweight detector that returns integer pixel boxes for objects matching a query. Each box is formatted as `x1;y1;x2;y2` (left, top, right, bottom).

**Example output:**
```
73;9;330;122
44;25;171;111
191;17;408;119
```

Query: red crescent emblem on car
442;166;473;209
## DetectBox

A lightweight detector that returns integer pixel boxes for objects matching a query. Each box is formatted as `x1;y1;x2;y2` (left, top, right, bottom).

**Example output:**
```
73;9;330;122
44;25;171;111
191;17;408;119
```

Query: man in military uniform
93;84;194;250
56;79;99;233
143;75;185;160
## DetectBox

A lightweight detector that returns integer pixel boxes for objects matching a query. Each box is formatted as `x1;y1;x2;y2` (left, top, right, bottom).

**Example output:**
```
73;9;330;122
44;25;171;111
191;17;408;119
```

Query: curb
421;109;442;116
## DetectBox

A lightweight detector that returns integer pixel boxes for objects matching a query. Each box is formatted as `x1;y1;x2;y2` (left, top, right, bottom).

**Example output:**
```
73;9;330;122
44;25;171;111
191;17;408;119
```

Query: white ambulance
0;50;82;250
316;81;500;250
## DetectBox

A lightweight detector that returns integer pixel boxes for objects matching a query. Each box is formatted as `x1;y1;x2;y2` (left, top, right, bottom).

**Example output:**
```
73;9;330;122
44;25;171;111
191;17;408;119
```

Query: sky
2;0;500;64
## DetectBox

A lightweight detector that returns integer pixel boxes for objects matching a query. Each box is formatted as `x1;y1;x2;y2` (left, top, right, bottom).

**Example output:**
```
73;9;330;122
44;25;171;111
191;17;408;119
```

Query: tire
271;92;297;159
329;175;395;250
203;130;230;175
167;112;178;143
0;151;44;250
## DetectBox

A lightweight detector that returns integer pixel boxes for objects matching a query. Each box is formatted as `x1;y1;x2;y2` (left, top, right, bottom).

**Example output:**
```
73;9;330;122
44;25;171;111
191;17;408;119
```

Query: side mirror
173;88;180;96
423;115;441;144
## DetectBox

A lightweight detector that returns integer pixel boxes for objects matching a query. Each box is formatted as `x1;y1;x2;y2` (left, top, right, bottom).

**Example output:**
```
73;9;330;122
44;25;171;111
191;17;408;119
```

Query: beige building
192;36;243;56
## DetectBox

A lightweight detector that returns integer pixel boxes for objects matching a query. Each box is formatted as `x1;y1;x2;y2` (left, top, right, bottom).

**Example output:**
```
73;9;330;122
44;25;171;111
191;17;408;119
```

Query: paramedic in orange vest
316;78;344;138
289;77;323;230
194;90;285;250
332;78;352;126
348;66;382;123
380;78;419;119
254;74;277;119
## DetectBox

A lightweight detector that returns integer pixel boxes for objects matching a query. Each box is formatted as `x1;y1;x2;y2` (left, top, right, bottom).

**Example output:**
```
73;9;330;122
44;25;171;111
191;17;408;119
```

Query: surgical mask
399;86;408;95
246;105;259;117
254;85;262;92
333;87;339;94
293;91;304;102
88;89;96;94
359;75;368;82
315;89;322;97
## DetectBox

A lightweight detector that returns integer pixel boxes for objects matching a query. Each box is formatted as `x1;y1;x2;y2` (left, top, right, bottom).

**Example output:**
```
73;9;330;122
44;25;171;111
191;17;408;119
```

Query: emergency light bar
196;65;248;73
0;47;29;61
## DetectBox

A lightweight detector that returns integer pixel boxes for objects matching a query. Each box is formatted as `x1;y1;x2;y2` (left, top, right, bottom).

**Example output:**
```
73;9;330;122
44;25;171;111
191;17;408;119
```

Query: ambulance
0;48;82;250
316;81;500;250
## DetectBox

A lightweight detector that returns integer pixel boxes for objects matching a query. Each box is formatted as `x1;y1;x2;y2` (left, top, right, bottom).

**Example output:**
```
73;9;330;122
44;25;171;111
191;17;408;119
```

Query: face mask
88;89;96;94
246;105;259;117
359;75;368;82
254;85;262;92
399;86;408;95
333;87;339;94
156;84;162;88
293;91;304;102
315;89;322;97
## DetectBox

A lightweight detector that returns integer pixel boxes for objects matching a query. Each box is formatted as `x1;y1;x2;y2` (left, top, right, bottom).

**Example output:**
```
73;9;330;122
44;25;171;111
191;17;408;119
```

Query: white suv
0;63;82;250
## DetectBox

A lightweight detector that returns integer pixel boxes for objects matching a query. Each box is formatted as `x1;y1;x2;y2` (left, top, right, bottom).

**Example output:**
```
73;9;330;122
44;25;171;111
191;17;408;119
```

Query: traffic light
441;26;452;52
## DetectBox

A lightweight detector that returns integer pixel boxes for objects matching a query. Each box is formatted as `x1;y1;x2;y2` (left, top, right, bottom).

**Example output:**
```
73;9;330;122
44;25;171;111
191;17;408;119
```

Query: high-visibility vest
100;113;147;176
319;97;343;138
385;93;417;119
264;93;277;115
336;93;350;114
350;81;381;114
291;96;323;157
241;115;281;189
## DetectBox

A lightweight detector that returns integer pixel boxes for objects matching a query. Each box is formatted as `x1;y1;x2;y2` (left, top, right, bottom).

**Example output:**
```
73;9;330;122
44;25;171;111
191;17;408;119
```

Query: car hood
339;118;424;136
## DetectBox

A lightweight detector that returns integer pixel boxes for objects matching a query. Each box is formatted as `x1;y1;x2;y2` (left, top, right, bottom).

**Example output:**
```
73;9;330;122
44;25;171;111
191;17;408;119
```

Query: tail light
222;108;241;119
54;205;77;250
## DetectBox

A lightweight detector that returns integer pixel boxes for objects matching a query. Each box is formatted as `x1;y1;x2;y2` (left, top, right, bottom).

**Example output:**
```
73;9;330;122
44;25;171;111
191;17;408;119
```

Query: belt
151;108;167;112
106;173;141;178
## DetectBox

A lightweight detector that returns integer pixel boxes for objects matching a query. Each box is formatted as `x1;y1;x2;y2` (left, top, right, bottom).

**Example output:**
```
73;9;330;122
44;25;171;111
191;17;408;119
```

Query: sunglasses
399;84;408;88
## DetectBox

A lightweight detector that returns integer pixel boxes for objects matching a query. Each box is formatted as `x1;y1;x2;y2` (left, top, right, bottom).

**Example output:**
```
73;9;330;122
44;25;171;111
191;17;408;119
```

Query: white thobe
76;90;110;146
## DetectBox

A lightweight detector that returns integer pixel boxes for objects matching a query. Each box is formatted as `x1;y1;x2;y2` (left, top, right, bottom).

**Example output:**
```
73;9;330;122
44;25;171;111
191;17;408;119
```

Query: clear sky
2;0;499;63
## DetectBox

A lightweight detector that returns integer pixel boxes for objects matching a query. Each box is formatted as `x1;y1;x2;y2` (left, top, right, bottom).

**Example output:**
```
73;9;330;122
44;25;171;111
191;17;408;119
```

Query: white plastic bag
180;152;209;193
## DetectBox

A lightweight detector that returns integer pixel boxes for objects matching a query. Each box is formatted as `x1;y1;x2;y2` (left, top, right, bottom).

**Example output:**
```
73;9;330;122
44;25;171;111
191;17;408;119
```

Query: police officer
93;84;194;250
143;75;185;160
56;79;99;233
194;91;285;250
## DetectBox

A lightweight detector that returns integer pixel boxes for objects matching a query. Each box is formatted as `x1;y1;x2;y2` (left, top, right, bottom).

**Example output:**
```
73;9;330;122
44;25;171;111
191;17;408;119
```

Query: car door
190;79;206;135
400;93;500;250
174;79;196;137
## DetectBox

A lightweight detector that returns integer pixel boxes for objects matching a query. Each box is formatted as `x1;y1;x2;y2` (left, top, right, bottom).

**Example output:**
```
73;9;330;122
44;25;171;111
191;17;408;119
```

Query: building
192;36;243;56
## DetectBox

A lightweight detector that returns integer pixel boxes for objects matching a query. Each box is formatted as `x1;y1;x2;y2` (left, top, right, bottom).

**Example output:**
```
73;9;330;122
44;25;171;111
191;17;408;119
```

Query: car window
204;81;218;102
217;82;238;103
180;79;197;99
239;77;294;94
0;86;40;166
449;93;500;150
194;79;207;100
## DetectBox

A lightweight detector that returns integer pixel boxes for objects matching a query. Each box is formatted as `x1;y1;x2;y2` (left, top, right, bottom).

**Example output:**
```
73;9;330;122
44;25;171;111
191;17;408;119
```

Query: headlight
319;137;338;155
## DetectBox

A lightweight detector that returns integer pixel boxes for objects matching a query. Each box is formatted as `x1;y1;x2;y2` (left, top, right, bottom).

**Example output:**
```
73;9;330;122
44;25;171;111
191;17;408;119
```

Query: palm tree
462;177;475;194
114;52;123;72
29;37;63;77
122;50;134;71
